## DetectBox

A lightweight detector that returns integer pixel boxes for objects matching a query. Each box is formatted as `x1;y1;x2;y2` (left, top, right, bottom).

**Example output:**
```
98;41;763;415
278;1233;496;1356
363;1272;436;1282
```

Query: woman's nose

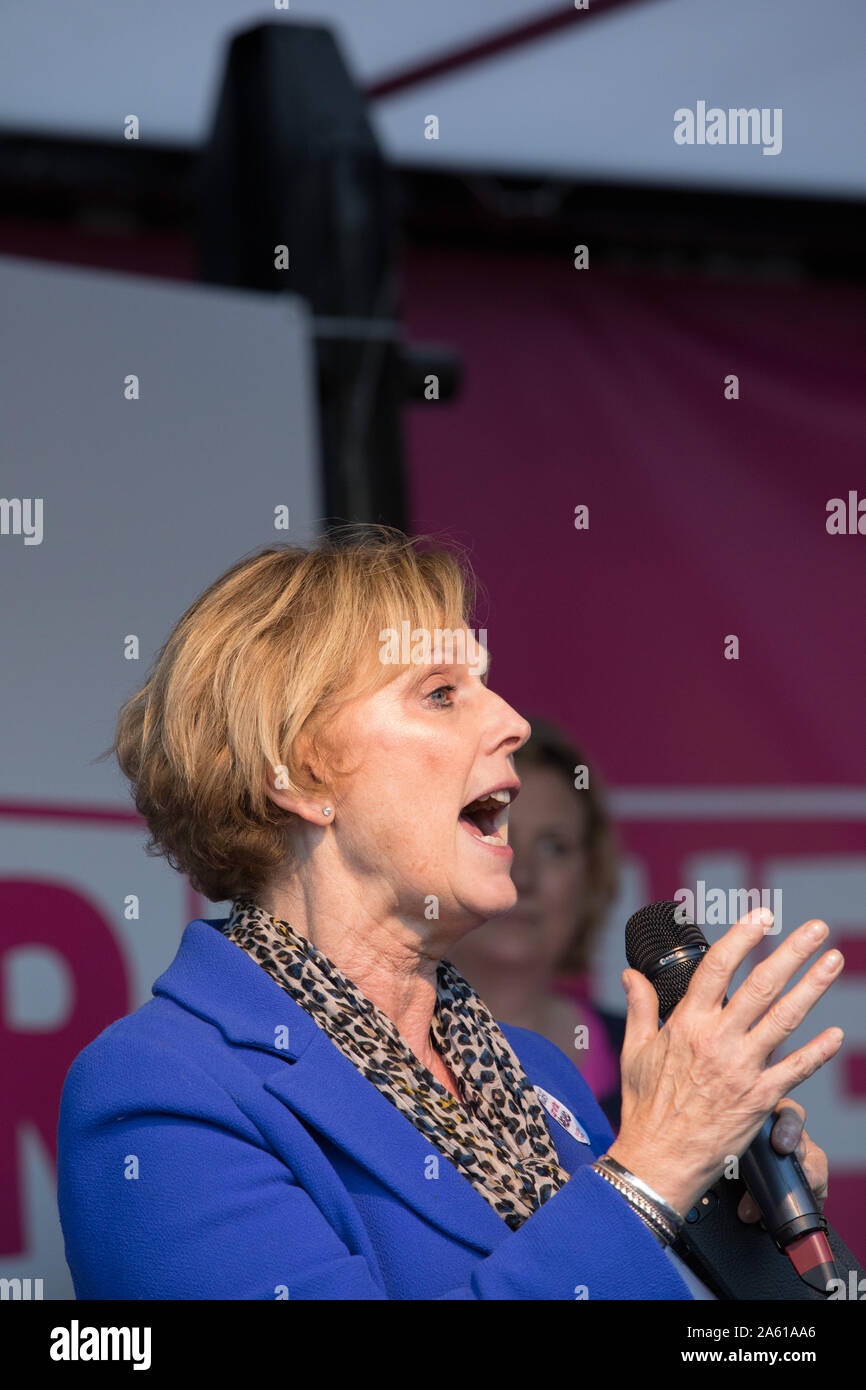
499;699;531;754
514;712;532;751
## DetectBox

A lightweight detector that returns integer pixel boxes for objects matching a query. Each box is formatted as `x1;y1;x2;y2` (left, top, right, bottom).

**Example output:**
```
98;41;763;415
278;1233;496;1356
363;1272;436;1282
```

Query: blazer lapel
155;919;584;1253
262;1027;514;1251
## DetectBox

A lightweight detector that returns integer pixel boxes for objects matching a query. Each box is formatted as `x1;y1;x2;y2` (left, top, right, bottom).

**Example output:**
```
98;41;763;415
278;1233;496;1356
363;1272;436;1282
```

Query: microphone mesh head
625;900;710;1021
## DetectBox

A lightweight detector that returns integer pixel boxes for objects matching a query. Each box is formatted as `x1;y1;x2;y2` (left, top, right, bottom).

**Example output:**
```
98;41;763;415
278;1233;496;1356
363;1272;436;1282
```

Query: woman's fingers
723;918;834;1031
762;1026;844;1098
769;1102;829;1207
738;1105;827;1223
619;968;660;1054
614;906;842;1217
769;1098;805;1153
680;908;773;1012
745;947;844;1058
798;1129;829;1208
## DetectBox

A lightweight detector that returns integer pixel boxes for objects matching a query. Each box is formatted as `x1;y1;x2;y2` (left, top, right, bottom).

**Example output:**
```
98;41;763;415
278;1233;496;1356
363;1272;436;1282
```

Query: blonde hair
105;526;474;902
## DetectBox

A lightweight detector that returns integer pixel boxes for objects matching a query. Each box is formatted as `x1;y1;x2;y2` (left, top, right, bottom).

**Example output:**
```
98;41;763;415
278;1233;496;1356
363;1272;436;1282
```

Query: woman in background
450;719;626;1130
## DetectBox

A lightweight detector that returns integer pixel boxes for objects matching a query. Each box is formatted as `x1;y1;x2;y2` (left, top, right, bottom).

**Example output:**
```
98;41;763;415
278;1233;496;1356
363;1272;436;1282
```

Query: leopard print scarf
220;898;572;1231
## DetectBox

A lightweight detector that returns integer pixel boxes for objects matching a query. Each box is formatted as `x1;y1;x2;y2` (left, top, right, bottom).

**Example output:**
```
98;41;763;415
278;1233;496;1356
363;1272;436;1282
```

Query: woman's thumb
621;968;659;1050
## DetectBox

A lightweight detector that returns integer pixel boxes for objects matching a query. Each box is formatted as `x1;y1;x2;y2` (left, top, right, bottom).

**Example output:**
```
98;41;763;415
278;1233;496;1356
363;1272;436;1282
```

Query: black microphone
625;900;837;1295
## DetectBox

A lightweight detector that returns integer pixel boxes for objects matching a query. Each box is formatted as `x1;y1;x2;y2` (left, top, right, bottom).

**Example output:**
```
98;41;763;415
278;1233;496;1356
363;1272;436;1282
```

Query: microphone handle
739;1114;825;1248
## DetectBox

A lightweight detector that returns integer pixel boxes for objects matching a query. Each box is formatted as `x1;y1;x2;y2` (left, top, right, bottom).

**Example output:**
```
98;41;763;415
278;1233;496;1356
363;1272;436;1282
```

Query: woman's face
322;635;531;935
451;764;588;975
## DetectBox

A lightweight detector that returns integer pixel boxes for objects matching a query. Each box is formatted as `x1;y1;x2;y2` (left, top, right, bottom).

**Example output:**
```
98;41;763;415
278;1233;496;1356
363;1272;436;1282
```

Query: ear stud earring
322;807;332;817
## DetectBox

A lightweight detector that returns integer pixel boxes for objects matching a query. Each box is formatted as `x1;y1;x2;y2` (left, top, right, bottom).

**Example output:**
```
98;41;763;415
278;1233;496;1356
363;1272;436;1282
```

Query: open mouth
458;787;513;848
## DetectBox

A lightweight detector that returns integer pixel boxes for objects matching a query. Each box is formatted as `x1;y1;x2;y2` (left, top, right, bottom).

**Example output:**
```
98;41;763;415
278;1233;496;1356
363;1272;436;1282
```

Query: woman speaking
57;529;839;1299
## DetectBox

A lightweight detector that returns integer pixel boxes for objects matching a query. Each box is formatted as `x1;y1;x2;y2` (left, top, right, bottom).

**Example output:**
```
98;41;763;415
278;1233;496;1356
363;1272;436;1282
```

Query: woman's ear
264;759;333;827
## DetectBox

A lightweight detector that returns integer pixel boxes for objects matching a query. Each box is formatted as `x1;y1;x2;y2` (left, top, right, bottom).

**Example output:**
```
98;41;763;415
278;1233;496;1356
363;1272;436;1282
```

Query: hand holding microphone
606;906;843;1245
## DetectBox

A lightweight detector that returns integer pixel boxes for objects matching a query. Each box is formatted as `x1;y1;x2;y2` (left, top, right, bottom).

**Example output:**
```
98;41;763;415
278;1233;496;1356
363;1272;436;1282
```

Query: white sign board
0;255;322;1297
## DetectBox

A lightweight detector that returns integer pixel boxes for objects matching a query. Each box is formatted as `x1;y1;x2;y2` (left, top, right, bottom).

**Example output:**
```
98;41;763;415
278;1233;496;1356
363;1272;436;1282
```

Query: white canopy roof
2;0;863;197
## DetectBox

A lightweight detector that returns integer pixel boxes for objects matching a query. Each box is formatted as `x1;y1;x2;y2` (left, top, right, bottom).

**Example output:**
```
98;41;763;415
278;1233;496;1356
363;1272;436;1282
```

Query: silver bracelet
591;1164;674;1246
591;1155;684;1247
596;1154;685;1230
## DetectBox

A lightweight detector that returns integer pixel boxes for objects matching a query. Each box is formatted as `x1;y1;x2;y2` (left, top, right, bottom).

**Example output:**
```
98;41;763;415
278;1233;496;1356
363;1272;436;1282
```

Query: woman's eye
536;835;570;857
427;684;456;707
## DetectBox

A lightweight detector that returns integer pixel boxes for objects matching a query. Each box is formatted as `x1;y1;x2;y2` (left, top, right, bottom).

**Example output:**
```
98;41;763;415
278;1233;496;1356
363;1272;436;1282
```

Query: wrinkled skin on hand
608;907;843;1219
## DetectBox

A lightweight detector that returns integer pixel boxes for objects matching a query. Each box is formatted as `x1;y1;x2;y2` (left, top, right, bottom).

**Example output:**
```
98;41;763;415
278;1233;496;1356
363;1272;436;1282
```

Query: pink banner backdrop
403;244;866;1260
0;813;201;1269
3;243;863;1289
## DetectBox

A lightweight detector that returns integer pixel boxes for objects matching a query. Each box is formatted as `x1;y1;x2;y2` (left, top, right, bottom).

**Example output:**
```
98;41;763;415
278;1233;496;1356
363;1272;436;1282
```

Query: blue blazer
57;917;694;1300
